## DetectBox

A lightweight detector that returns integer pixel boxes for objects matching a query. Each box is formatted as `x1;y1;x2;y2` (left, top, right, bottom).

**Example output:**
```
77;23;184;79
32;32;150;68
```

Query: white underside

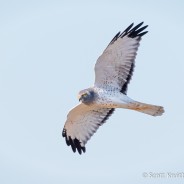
96;90;164;116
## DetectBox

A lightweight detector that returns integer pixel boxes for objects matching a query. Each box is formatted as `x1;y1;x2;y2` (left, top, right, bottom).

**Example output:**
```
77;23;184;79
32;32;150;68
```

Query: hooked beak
78;95;82;102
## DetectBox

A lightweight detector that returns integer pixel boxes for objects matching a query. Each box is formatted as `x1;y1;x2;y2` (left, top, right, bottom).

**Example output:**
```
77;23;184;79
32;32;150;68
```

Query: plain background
0;0;184;183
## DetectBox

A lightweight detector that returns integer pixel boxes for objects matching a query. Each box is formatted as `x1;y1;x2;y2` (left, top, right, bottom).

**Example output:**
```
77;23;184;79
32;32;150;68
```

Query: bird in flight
62;22;164;154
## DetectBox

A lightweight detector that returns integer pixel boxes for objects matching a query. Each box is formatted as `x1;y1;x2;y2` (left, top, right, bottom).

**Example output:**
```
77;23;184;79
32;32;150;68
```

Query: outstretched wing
94;22;148;94
62;104;114;154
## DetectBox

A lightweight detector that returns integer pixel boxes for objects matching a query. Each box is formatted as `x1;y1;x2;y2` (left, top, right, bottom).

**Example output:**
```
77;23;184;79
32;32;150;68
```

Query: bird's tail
128;101;164;116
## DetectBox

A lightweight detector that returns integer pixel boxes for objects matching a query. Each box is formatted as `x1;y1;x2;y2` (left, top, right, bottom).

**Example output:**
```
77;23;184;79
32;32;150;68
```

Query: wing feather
94;22;148;94
62;104;114;154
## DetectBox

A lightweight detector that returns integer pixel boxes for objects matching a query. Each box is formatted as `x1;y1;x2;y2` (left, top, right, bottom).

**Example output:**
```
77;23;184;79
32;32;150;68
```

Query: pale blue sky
0;1;184;184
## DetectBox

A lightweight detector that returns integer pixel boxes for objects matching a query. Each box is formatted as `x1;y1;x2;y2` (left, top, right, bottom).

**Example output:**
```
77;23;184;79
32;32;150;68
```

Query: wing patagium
62;104;114;154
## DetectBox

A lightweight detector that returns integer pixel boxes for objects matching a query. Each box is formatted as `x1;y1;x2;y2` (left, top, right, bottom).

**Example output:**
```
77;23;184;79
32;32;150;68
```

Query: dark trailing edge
100;108;115;125
62;22;148;154
121;63;134;94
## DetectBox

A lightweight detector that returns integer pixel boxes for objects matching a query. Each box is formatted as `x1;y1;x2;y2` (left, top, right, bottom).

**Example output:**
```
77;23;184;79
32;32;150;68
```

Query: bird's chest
95;89;120;107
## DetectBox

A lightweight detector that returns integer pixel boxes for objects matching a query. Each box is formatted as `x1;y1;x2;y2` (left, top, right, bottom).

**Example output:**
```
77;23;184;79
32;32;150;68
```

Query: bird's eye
83;93;88;97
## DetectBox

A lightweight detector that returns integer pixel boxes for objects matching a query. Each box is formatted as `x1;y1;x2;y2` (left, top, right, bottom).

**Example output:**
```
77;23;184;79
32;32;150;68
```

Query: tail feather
129;102;164;116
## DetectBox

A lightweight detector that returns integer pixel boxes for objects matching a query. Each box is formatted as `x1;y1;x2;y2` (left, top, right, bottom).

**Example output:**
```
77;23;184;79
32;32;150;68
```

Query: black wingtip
62;128;66;137
123;23;134;33
128;22;148;38
138;31;148;37
62;129;86;154
81;146;86;153
133;22;144;30
109;22;148;45
109;31;121;45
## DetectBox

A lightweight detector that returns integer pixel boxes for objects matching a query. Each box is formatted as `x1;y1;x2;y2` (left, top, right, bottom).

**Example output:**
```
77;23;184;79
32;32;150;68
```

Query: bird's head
78;89;95;104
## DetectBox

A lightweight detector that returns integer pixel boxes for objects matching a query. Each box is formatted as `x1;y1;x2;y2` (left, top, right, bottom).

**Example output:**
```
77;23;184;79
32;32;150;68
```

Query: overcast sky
0;1;184;184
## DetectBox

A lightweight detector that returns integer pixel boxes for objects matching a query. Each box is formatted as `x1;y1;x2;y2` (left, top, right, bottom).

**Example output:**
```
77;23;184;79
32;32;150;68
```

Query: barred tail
129;101;164;116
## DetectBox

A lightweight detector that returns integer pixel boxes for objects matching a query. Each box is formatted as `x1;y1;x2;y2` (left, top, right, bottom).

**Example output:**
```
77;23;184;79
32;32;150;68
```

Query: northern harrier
62;22;164;154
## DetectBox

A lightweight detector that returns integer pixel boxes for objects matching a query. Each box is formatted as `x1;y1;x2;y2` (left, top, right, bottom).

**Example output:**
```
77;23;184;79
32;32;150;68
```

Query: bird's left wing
62;103;114;154
94;22;148;94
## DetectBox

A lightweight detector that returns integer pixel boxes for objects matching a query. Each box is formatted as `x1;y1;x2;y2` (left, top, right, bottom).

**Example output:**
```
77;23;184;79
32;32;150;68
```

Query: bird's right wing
94;22;148;94
62;103;114;154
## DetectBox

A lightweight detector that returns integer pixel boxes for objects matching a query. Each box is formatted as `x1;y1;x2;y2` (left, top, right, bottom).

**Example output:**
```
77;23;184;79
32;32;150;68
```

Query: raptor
62;22;164;154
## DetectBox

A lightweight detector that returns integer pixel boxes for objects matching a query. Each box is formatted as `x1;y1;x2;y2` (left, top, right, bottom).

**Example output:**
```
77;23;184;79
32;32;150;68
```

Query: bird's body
62;22;164;154
79;87;132;107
